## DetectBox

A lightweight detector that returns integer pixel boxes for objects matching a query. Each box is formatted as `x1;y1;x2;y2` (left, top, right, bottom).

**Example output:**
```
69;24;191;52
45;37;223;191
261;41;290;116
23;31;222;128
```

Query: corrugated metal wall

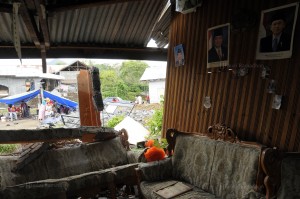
163;0;300;152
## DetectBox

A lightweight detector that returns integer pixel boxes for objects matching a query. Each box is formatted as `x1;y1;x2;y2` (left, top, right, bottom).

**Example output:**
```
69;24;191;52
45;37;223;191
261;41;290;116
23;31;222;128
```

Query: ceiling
0;0;171;71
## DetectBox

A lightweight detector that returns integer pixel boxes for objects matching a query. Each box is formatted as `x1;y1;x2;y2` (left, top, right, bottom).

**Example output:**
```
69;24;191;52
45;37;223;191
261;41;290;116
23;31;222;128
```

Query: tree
55;60;67;65
94;63;114;72
100;70;119;97
85;60;149;101
119;61;148;84
118;61;148;100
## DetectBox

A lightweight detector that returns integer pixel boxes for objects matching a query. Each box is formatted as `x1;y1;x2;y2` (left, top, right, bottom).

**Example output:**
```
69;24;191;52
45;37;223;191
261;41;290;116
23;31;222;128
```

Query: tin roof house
140;65;167;103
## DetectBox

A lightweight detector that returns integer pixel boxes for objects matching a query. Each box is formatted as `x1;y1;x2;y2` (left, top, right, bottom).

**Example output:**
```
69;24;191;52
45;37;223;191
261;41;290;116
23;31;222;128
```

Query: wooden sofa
0;129;141;199
136;126;282;199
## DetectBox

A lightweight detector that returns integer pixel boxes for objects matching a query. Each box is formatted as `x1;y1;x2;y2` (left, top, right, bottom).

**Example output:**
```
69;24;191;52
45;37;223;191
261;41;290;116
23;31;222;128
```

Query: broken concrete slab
0;127;119;144
13;143;50;172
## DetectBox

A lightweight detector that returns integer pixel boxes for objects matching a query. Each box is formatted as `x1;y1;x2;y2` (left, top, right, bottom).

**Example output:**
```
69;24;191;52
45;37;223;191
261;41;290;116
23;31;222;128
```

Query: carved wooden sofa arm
265;152;300;199
260;147;284;199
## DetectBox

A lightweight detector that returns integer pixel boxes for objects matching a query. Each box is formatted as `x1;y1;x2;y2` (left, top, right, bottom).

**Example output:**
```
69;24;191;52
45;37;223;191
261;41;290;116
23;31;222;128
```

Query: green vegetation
146;106;163;139
0;144;19;154
107;115;125;128
153;138;168;149
145;104;167;149
84;60;149;101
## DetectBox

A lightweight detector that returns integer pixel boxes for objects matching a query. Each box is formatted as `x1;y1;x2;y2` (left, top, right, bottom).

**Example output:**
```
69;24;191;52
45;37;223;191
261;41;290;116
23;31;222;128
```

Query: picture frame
174;44;185;67
207;23;230;68
256;2;299;60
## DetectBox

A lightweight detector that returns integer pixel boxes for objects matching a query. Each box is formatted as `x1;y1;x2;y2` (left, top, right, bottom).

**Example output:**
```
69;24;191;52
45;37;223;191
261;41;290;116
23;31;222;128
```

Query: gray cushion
209;141;261;199
139;158;173;182
172;135;217;191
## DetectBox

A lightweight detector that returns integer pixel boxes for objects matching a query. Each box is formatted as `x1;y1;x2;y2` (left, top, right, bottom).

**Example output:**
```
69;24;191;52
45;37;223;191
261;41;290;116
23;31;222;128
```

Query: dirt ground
0;118;40;130
0;104;161;131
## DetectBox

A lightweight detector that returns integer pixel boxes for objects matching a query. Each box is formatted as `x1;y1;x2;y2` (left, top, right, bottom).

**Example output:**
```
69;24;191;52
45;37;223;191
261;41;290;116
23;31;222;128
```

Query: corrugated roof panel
0;13;12;42
141;0;167;46
0;0;170;60
151;5;171;48
0;13;33;44
113;3;138;44
48;0;168;47
126;0;152;45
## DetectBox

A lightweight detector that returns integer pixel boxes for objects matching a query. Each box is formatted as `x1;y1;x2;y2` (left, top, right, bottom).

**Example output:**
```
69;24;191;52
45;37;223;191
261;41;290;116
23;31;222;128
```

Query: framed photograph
256;3;299;60
207;23;230;68
174;44;185;67
272;95;282;110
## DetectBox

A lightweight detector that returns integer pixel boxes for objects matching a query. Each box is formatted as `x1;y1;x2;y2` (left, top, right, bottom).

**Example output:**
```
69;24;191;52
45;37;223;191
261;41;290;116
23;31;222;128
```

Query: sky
0;39;167;68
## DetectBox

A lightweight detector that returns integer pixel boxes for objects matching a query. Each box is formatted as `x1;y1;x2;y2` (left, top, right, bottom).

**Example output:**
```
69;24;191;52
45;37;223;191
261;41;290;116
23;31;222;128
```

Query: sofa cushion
172;135;217;191
209;141;261;199
139;158;173;182
140;180;221;199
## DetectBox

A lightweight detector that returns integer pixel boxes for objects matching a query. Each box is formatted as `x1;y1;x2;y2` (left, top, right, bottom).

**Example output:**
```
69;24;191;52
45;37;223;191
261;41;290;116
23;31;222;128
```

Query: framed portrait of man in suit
207;23;230;68
256;2;299;60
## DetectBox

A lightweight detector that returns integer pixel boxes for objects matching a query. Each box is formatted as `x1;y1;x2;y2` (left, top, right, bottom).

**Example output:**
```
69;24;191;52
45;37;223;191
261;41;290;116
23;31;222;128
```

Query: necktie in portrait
272;38;278;51
217;49;222;59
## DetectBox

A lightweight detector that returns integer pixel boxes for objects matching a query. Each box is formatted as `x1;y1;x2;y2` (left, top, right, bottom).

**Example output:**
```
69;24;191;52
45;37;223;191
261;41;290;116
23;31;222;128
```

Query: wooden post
77;70;101;132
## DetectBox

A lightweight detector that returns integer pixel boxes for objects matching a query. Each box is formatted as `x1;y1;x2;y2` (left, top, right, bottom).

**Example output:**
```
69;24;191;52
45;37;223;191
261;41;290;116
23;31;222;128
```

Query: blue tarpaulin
43;90;78;109
0;89;40;105
0;89;78;109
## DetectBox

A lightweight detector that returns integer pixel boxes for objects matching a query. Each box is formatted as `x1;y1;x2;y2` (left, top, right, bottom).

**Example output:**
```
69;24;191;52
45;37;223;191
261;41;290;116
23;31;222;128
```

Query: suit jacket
260;33;291;53
208;46;228;63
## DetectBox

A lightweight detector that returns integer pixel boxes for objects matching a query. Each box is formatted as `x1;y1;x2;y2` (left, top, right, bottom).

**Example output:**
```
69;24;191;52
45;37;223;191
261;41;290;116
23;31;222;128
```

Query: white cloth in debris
114;116;149;145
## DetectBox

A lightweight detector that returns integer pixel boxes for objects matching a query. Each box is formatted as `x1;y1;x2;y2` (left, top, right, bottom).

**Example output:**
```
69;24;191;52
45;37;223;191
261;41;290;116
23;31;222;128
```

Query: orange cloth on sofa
144;146;166;162
145;139;155;148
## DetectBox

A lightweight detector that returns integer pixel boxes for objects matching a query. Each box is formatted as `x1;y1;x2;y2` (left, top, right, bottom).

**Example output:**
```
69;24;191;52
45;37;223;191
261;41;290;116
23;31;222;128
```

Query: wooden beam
0;45;168;61
47;0;144;13
34;0;50;48
41;45;47;73
19;0;41;47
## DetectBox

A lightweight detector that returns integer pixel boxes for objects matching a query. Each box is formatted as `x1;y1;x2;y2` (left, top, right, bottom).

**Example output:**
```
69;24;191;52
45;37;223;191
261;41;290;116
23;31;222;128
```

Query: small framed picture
207;23;230;68
174;44;185;67
256;2;299;60
272;95;282;109
261;66;271;79
267;79;277;93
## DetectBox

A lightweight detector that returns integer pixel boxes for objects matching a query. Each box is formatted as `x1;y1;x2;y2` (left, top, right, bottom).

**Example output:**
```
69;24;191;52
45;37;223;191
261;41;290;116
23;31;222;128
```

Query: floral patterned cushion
172;135;217;191
209;141;261;199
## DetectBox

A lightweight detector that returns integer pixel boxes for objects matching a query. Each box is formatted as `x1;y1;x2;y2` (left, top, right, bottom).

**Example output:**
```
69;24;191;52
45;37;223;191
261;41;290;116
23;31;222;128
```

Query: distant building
54;61;90;94
140;66;166;103
0;66;64;97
